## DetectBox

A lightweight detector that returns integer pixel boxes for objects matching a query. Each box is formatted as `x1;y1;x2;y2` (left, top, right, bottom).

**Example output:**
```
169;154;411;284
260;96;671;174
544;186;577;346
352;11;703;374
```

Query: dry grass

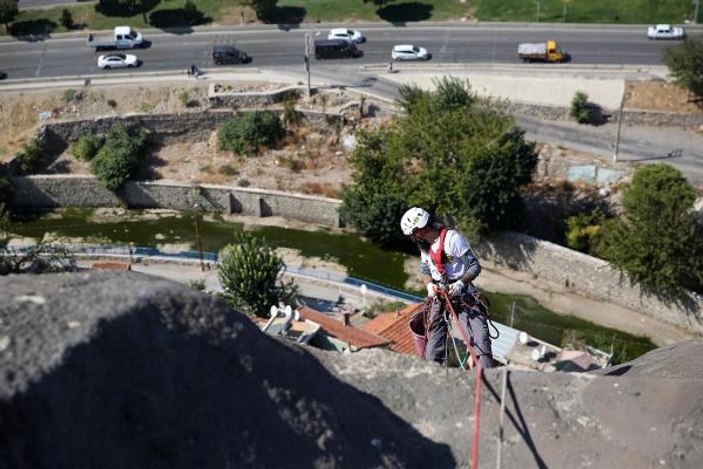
3;79;700;198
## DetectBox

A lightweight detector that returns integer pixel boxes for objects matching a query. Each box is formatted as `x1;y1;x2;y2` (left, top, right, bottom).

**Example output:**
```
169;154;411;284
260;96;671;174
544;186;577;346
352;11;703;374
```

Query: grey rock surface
1;272;702;468
0;271;452;468
315;344;703;468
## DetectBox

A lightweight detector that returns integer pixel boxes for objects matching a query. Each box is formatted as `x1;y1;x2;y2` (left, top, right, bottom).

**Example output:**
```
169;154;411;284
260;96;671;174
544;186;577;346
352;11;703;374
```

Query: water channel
5;208;656;363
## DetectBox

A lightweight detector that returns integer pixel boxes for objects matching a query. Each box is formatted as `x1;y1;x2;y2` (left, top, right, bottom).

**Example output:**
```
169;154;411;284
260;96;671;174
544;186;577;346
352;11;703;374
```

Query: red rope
439;290;482;469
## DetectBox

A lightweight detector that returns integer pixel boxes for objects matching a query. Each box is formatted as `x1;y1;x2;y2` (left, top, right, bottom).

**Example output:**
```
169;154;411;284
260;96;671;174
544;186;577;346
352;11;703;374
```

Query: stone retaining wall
9;176;342;227
208;84;301;107
41;109;344;147
474;231;703;335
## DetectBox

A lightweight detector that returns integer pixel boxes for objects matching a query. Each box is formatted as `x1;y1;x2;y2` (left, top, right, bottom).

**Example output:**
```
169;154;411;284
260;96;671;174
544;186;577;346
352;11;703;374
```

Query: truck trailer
87;26;145;51
517;40;566;63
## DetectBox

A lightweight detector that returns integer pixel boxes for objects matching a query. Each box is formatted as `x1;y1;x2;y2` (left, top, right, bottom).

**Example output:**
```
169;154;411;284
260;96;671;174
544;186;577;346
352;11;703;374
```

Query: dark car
212;45;251;65
313;39;362;60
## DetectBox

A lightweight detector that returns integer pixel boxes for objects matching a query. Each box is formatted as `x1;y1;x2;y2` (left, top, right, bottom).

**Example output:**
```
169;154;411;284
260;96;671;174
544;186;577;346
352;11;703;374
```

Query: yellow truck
517;40;567;63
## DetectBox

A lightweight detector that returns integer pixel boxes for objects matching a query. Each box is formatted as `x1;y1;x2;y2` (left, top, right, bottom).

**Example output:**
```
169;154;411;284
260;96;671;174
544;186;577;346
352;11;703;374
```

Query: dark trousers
424;296;495;369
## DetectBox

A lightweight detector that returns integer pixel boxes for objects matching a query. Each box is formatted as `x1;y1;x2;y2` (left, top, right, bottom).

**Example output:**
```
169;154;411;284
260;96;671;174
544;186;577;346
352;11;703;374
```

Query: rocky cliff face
1;272;701;468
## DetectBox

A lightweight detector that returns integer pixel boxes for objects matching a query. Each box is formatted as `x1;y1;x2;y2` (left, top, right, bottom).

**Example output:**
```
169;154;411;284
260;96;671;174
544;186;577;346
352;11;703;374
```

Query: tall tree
218;231;296;318
341;77;538;243
663;39;703;102
0;0;18;32
601;164;703;297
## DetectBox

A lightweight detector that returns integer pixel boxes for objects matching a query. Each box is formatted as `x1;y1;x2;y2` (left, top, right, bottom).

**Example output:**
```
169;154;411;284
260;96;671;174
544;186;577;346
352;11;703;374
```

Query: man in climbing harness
401;207;496;369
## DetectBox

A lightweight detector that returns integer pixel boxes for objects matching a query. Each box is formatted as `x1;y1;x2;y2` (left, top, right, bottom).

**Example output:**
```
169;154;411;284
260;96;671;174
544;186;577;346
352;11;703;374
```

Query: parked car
212;45;251;65
327;28;365;44
647;24;685;40
391;44;430;61
97;53;139;69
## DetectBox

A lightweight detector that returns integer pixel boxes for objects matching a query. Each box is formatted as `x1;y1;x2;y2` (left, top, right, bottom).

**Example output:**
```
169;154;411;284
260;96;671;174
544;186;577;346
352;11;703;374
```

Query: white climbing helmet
400;207;430;236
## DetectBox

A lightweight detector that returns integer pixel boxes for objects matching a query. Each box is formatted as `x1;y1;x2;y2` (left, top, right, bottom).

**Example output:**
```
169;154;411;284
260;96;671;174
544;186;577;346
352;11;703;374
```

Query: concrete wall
9;176;342;227
474;231;703;335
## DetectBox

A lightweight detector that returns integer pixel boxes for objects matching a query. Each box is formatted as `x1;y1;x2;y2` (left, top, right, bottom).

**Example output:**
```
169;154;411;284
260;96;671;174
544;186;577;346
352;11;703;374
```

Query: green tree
90;125;149;191
217;231;297;318
601;164;703;297
0;0;18;32
60;8;74;29
218;111;284;155
238;0;278;22
342;76;538;241
663;39;703;102
70;134;104;161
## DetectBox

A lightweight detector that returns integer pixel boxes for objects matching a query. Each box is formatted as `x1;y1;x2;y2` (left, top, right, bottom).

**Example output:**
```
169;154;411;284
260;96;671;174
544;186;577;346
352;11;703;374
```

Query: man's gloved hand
448;280;465;298
426;283;438;298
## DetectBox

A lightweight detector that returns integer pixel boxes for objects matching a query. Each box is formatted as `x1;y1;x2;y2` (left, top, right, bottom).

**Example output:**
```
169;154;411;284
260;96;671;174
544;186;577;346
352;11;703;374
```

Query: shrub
218;111;284;155
565;209;606;254
569;91;595;124
90;125;149;191
217;164;238;176
15;139;43;175
62;89;77;102
107;99;117;109
282;97;302;127
70;134;104;162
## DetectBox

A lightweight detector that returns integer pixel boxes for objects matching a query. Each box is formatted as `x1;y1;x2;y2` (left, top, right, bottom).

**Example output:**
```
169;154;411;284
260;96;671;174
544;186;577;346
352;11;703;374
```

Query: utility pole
694;0;701;24
534;1;541;22
304;33;314;98
613;94;625;163
192;203;205;272
190;180;205;271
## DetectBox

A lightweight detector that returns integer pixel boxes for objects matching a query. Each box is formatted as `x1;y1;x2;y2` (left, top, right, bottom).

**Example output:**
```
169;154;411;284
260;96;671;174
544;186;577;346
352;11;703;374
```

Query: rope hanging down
438;288;483;469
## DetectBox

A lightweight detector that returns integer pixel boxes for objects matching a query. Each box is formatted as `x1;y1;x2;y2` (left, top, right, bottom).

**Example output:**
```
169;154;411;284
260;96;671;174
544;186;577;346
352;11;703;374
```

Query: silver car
98;53;139;69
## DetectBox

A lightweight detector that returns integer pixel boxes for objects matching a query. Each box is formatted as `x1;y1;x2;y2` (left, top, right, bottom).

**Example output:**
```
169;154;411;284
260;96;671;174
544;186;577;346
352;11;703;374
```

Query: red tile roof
362;303;424;356
297;306;390;350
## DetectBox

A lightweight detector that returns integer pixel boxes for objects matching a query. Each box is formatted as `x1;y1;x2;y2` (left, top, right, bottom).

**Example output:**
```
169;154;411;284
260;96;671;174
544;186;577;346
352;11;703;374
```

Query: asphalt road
1;24;699;80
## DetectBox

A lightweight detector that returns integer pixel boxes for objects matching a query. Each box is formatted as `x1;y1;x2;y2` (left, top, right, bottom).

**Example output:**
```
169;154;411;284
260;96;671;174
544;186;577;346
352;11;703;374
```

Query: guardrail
8;243;422;303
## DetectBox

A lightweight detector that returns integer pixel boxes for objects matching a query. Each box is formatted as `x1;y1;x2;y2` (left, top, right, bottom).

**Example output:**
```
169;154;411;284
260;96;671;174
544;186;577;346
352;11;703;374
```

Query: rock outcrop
1;272;701;468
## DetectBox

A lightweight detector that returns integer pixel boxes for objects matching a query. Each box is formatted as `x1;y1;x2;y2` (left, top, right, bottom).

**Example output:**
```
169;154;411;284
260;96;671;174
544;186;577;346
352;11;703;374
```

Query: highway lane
1;24;697;80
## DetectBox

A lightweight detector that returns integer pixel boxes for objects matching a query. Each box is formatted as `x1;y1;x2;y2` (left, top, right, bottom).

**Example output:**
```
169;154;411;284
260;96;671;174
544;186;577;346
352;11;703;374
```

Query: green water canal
5;208;656;363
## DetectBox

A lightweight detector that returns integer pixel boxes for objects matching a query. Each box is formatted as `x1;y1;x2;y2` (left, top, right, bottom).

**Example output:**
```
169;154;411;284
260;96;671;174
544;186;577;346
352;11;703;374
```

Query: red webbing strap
440;289;482;469
429;228;448;278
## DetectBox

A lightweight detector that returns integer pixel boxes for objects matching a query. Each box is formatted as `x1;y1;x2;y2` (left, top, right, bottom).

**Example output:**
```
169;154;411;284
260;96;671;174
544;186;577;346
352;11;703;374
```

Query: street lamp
304;33;315;98
533;1;541;22
694;0;701;24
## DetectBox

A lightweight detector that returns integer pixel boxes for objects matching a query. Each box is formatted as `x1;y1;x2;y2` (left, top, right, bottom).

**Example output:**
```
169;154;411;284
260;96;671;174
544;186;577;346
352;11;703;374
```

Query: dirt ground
1;79;700;197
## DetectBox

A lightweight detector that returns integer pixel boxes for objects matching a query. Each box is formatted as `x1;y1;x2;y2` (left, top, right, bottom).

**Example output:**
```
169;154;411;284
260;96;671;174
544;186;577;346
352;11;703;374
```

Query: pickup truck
87;26;145;51
647;24;685;40
517;40;567;63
